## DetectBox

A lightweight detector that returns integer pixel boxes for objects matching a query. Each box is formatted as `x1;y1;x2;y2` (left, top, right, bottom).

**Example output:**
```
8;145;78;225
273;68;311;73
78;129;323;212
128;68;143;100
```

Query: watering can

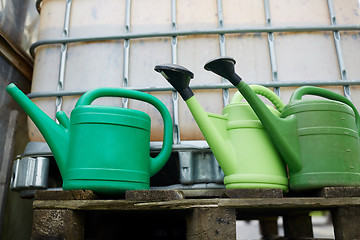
6;84;173;194
155;64;289;191
204;57;360;191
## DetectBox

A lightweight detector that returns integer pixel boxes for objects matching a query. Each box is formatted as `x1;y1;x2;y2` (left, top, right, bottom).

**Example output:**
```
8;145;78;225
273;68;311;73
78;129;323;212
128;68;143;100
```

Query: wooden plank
259;217;279;239
33;188;283;202
32;209;84;239
34;190;98;200
33;197;360;211
181;188;283;199
181;189;226;198
125;190;184;201
219;197;360;210
332;206;360;239
0;36;33;81
223;188;283;198
283;212;314;238
186;208;236;240
317;187;360;198
33;199;219;211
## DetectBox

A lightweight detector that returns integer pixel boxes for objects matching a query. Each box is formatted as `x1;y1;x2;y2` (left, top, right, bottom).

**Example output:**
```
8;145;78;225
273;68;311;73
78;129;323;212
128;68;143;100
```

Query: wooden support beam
125;190;185;201
186;208;236;240
259;217;279;239
283;212;313;239
332;206;360;239
32;209;84;240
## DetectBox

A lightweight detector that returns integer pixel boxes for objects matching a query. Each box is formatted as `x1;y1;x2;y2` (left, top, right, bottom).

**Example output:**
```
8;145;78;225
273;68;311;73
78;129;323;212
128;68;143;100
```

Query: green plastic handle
231;85;285;112
291;86;360;138
76;88;173;176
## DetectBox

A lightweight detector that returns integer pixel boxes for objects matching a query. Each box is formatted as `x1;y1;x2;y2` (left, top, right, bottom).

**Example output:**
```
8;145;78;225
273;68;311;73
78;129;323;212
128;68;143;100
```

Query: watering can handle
231;85;285;112
291;86;360;138
75;88;173;176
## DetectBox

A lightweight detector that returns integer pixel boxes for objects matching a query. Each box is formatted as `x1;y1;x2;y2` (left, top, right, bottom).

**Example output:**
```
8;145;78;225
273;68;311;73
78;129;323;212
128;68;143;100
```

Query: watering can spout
154;64;236;171
205;57;303;172
6;84;69;175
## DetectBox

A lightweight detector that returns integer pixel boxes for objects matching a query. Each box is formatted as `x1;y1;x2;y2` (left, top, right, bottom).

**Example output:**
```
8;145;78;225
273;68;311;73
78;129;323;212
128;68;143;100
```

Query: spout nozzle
204;57;242;86
6;83;21;96
6;83;69;176
155;64;194;101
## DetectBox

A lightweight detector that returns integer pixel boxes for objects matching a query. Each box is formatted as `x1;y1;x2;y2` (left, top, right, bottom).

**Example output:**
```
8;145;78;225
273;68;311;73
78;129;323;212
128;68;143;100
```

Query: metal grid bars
264;0;280;97
30;24;360;59
327;0;351;100
122;0;131;108
171;0;181;144
55;0;72;116
217;0;230;107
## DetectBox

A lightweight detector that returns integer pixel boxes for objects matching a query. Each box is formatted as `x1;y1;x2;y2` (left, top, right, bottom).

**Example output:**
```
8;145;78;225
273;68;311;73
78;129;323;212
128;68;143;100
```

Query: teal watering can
204;57;360;191
6;84;173;194
155;64;289;191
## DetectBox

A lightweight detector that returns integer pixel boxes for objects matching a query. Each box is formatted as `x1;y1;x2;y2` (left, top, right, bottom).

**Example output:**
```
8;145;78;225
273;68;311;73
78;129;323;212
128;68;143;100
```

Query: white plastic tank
30;0;360;142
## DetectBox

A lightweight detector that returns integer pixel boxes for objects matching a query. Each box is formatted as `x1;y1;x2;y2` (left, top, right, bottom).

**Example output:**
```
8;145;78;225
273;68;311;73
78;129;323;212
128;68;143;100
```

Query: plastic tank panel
29;0;360;142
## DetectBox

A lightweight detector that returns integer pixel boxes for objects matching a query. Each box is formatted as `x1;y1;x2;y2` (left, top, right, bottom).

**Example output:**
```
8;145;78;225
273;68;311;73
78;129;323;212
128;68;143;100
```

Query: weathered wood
34;188;283;202
34;190;98;200
31;209;84;240
32;190;360;239
283;212;313;239
317;186;360;198
332;206;360;240
259;217;279;239
223;188;283;198
118;188;284;200
219;197;360;211
125;190;185;201
33;199;219;211
186;208;236;240
0;38;33;81
181;189;226;198
33;197;360;212
181;188;283;199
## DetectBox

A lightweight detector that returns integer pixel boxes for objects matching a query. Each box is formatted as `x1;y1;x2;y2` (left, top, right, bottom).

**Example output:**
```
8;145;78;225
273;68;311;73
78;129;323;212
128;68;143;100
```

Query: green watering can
6;84;173;194
155;64;289;191
204;57;360;191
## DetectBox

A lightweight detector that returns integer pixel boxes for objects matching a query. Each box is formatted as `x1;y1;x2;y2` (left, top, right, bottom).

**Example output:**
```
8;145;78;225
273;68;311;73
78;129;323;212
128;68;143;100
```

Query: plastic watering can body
210;88;288;190
6;84;173;194
281;87;360;190
154;64;288;191
204;57;360;191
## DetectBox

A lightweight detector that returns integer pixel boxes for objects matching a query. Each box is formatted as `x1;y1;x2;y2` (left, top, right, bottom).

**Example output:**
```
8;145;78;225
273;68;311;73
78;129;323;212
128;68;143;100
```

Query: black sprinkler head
204;57;242;87
155;64;194;101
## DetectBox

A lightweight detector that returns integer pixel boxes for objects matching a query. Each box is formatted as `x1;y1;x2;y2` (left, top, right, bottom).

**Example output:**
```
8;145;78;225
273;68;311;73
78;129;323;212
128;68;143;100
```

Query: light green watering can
204;57;360;191
155;64;289;191
7;84;173;194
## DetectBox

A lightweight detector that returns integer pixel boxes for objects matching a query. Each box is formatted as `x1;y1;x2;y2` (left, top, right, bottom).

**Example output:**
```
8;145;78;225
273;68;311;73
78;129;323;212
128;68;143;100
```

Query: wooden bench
31;187;360;239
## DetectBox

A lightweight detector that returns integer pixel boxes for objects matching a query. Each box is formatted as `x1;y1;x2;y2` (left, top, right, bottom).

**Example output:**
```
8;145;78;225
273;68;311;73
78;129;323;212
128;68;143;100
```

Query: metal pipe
217;0;229;107
327;0;351;100
55;0;72;118
171;0;181;145
27;79;360;99
264;0;280;97
30;24;360;57
122;0;131;108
